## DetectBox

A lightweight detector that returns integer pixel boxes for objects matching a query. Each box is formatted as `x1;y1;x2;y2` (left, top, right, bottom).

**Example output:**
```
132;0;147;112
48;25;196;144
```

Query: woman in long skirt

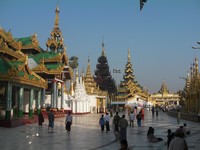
65;112;73;133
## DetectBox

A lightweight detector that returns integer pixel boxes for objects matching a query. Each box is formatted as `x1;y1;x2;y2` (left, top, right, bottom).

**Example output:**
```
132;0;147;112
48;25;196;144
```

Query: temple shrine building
150;80;180;107
113;48;151;110
0;6;73;127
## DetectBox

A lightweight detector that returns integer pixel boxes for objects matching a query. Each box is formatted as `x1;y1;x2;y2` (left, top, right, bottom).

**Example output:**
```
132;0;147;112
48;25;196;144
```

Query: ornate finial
25;55;28;65
54;6;60;29
101;37;105;56
187;71;190;78
88;56;90;63
159;80;168;94
102;36;104;47
128;48;131;62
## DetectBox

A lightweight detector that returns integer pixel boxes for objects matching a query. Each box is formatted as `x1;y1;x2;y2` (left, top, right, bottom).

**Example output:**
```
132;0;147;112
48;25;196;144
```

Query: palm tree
69;56;79;81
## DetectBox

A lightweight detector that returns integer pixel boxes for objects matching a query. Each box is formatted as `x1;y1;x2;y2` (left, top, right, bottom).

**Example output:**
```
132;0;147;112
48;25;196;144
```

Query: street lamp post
192;41;200;50
113;69;121;89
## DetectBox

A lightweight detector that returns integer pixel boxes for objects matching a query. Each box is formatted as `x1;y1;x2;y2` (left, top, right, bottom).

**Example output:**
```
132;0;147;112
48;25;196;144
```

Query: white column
71;81;74;96
76;101;79;113
177;100;179;105
72;101;76;114
87;100;90;112
97;105;100;113
83;101;85;113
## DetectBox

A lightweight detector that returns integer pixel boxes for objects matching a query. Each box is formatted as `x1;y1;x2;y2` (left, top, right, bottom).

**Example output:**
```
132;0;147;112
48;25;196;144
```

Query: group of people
151;106;159;116
99;112;128;140
167;123;190;150
99;108;145;140
147;122;190;150
99;112;111;133
37;110;73;134
38;110;55;130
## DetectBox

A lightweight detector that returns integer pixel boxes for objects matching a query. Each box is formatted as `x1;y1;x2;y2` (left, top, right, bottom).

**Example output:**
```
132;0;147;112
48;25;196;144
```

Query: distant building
150;80;180;106
83;58;107;113
0;6;72;125
113;48;151;110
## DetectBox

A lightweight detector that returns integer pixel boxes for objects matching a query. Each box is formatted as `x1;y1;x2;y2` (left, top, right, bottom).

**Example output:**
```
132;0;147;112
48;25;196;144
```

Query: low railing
167;111;200;123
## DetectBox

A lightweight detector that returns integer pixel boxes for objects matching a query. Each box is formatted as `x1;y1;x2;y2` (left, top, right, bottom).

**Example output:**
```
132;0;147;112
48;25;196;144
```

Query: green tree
94;42;116;94
69;56;79;81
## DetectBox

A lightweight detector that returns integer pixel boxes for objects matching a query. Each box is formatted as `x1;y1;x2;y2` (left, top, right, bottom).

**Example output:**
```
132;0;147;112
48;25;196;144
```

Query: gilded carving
31;33;39;47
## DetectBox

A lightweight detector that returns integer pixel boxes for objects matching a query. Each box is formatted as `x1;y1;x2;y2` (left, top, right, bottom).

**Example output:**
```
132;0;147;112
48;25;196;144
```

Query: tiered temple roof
83;58;107;96
30;6;73;81
0;28;47;88
116;48;149;101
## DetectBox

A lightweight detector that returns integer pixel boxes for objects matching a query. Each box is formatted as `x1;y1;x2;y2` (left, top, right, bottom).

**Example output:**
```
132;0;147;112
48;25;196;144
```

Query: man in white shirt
104;112;110;132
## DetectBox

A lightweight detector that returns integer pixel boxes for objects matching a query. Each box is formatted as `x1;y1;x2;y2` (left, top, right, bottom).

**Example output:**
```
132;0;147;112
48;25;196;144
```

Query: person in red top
140;108;145;124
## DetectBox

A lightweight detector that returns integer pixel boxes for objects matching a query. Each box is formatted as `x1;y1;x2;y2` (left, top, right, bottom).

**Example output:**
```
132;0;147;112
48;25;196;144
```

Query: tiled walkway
0;108;200;150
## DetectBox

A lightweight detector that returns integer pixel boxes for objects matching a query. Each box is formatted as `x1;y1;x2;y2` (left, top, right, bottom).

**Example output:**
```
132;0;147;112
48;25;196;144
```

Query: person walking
65;111;73;134
113;112;121;140
155;106;159;116
119;114;128;141
177;110;181;124
136;112;142;127
167;129;174;148
140;108;145;124
104;112;110;132
134;106;137;120
38;112;44;128
48;110;55;130
129;111;134;127
99;114;105;132
151;106;155;116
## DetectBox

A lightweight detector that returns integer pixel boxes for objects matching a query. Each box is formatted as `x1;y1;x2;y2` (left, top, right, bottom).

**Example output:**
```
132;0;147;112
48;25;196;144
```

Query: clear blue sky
1;0;200;93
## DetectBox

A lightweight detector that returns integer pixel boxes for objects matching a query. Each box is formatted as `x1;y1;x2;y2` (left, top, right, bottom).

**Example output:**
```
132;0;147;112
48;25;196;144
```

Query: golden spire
54;6;60;29
86;57;92;78
186;71;190;91
128;48;131;62
159;80;169;95
190;63;193;78
195;56;198;77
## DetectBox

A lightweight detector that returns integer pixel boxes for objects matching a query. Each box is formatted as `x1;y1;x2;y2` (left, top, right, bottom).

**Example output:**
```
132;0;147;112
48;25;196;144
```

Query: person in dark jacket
38;112;44;128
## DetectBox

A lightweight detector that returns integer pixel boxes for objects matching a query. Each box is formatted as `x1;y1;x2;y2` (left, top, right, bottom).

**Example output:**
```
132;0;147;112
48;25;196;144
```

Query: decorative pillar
29;89;34;117
77;101;79;113
18;86;24;118
97;105;100;113
42;88;46;108
71;81;74;96
83;101;85;113
51;92;53;108
87;100;90;112
5;82;12;120
61;82;64;109
37;90;41;114
55;82;58;109
72;101;76;114
53;80;57;108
